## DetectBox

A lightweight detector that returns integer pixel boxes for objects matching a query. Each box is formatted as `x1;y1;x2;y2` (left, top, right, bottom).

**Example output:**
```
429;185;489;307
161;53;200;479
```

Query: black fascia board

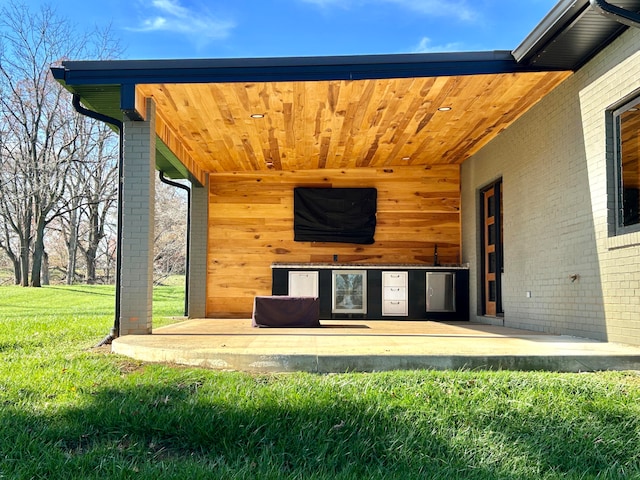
513;0;589;64
51;50;563;88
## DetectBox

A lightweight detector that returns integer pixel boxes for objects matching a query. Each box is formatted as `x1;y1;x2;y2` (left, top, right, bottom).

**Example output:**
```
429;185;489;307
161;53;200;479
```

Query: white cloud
299;0;478;22
130;0;235;42
390;0;476;22
152;0;189;17
413;37;465;53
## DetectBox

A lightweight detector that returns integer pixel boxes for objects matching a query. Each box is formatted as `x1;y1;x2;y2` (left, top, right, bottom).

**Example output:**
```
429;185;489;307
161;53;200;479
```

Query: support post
118;99;156;335
187;175;209;318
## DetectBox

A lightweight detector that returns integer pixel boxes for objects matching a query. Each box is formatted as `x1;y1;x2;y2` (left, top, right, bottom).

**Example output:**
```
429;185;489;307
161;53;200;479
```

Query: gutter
158;171;191;317
589;0;640;28
72;94;123;346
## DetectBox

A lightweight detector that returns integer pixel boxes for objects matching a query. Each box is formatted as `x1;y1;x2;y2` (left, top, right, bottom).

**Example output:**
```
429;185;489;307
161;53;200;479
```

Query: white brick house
463;23;640;344
53;0;640;345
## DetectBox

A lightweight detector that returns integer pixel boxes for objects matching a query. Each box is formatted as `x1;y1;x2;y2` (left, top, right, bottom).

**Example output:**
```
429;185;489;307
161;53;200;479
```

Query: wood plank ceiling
137;70;571;174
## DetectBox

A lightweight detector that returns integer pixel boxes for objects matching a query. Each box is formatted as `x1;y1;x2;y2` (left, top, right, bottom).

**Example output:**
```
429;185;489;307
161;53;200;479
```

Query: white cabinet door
383;300;407;315
382;271;408;316
383;286;405;300
288;271;319;297
383;272;407;286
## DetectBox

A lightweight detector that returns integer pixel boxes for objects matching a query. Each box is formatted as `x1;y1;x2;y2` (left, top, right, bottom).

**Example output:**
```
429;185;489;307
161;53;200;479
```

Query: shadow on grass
47;286;115;297
1;373;639;480
0;392;452;479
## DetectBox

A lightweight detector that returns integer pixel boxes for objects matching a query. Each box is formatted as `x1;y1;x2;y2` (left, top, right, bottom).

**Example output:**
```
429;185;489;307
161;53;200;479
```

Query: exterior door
481;180;503;316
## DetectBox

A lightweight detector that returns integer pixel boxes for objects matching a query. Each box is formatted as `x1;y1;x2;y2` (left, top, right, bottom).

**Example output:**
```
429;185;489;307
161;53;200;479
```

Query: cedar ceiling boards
137;70;571;174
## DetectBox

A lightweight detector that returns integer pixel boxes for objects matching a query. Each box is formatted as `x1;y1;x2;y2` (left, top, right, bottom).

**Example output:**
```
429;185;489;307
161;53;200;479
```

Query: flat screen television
293;187;377;244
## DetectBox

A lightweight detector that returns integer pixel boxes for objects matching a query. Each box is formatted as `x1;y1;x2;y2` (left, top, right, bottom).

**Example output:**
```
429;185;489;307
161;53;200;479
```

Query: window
612;95;640;234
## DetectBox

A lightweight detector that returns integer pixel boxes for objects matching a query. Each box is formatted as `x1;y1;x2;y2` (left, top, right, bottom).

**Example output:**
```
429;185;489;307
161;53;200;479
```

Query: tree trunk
18;209;32;287
85;247;97;284
30;218;46;287
11;256;21;285
42;251;50;285
0;236;22;285
2;246;22;285
84;199;104;284
66;208;79;285
66;237;77;284
19;238;29;287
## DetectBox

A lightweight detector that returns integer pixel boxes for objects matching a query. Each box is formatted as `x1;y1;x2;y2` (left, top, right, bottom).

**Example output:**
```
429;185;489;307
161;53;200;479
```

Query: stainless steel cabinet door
426;272;456;312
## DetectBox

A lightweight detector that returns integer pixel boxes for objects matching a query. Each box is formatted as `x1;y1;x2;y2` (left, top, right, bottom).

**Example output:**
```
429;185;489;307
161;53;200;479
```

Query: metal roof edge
513;0;589;64
52;50;559;87
60;50;515;70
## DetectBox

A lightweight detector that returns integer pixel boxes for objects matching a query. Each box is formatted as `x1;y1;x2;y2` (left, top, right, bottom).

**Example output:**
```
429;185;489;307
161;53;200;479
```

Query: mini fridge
426;272;456;312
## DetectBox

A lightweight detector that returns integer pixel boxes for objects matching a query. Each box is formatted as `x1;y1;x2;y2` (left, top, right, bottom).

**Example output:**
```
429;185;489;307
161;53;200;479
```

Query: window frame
609;92;640;237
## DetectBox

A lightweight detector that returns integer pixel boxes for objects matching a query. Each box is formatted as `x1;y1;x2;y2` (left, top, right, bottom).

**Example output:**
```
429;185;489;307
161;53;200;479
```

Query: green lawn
1;285;639;479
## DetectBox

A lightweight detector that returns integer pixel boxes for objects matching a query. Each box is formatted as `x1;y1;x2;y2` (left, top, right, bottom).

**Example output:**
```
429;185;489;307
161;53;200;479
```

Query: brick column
119;99;156;335
187;175;209;318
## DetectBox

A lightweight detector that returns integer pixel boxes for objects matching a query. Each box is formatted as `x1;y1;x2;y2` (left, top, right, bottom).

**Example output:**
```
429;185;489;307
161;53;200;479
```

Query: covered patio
52;0;640;354
111;319;640;373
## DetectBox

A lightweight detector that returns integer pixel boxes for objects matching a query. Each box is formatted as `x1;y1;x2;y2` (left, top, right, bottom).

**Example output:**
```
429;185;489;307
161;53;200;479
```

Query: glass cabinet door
332;270;367;314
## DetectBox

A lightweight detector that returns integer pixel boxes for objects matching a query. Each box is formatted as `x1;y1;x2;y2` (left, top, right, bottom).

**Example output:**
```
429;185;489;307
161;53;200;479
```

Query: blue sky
25;0;558;59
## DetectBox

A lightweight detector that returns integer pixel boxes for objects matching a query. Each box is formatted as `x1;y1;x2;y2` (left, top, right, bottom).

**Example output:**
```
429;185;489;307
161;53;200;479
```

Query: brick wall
461;27;640;345
119;100;156;335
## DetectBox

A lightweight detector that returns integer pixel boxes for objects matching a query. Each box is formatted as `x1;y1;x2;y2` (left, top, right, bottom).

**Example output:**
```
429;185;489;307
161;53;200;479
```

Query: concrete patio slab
111;319;640;373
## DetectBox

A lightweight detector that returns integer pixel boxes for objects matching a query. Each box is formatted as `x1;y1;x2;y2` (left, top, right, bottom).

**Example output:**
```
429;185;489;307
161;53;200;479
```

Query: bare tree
0;138;28;285
154;177;188;285
76;123;118;284
55;114;118;284
0;1;121;286
0;212;22;284
0;123;34;286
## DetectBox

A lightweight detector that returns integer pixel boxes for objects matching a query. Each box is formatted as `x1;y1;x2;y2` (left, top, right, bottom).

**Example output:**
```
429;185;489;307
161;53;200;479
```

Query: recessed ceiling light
251;113;265;118
401;156;411;161
438;106;452;112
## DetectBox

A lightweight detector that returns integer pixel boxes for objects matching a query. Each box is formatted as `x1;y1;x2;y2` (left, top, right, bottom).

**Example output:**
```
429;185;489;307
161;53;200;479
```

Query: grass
1;285;639;479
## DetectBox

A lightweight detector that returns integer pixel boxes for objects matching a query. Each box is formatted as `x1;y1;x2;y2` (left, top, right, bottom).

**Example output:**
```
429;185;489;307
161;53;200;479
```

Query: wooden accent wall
206;165;460;317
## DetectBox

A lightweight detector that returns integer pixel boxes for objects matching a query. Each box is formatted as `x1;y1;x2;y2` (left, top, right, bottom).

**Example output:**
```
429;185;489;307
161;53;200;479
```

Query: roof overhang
50;0;640;180
514;0;640;69
51;50;562;121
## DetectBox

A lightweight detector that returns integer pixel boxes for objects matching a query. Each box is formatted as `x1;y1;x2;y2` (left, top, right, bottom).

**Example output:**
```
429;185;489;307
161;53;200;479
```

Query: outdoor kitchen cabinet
381;271;408;316
287;271;319;297
426;271;456;312
272;263;468;321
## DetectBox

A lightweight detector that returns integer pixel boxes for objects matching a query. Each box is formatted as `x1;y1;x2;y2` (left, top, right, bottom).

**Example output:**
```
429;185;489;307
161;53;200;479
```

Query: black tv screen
293;187;377;244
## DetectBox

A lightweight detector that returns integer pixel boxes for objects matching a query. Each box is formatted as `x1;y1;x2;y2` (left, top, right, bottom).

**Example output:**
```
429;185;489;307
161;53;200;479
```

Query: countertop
271;263;470;270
